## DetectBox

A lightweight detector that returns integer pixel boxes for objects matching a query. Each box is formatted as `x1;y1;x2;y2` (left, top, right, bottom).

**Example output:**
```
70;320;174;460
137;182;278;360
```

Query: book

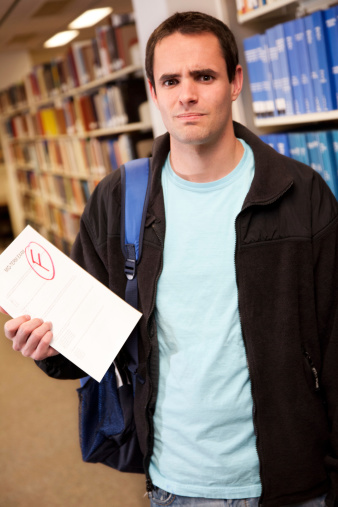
78;95;99;131
284;19;306;114
323;6;338;109
293;18;316;113
331;130;338;177
244;35;264;117
307;10;334;111
39;108;59;136
275;133;290;157
259;34;275;116
114;24;138;67
71;41;92;86
274;23;294;116
266;25;287;115
95;26;123;75
317;131;338;197
306;132;322;176
304;14;325;112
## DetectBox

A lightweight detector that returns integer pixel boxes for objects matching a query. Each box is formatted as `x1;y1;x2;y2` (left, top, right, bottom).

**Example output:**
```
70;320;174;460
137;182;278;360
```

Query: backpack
77;158;151;473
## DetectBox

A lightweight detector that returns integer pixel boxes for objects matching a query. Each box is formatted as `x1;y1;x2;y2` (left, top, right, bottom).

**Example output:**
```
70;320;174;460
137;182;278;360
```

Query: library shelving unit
0;63;153;255
237;0;299;25
238;0;338;132
237;0;326;25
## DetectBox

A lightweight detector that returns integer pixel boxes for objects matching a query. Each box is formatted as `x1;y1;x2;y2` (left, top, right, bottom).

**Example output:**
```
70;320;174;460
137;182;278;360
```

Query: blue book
106;139;118;170
299;133;310;165
304;14;325;112
284;19;306;114
275;133;290;157
323;7;338;109
266;26;286;115
289;133;310;165
329;130;338;180
306;132;323;176
310;10;335;111
260;134;271;146
318;131;338;198
269;24;294;115
259;34;276;116
243;35;264;118
260;134;277;150
293;18;316;113
288;133;301;162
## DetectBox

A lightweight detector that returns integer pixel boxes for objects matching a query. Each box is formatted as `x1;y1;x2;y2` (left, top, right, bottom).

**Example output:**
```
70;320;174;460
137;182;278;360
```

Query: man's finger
20;322;53;357
4;315;31;340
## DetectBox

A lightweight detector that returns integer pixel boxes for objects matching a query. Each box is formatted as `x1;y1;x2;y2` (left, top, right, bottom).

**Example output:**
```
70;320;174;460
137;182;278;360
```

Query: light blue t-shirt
149;139;262;499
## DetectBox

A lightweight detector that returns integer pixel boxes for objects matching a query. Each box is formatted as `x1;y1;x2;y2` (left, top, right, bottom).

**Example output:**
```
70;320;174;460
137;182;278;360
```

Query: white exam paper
0;225;142;382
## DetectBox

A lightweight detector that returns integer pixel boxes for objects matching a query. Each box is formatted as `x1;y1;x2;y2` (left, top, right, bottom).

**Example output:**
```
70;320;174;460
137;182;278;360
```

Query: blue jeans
148;487;327;507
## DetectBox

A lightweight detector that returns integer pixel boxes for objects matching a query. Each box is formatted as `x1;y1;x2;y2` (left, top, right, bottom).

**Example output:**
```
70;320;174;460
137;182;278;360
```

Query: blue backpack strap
120;158;151;384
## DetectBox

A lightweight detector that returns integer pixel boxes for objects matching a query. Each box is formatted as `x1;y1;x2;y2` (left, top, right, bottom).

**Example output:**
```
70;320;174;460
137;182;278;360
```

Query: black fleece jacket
36;122;338;507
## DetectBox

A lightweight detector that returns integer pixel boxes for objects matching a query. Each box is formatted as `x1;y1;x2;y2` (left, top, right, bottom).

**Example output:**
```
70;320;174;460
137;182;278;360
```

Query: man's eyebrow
190;68;218;77
158;73;180;82
158;69;218;82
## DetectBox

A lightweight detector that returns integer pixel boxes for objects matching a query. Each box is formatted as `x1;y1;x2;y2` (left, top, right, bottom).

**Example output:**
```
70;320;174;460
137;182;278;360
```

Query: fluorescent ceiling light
44;30;79;48
68;7;113;29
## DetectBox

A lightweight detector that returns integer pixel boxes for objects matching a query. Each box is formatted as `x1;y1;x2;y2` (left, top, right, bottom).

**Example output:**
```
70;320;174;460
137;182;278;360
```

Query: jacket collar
149;122;294;210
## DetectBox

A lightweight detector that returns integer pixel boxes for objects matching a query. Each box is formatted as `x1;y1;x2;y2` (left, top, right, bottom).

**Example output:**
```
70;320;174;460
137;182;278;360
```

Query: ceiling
0;0;133;54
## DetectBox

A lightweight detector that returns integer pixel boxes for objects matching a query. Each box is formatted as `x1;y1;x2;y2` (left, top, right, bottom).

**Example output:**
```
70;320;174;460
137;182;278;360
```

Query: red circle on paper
25;242;55;280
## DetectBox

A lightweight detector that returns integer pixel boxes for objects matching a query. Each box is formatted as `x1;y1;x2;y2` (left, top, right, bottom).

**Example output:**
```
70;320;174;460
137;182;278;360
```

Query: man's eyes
162;75;214;86
163;79;178;86
197;74;214;82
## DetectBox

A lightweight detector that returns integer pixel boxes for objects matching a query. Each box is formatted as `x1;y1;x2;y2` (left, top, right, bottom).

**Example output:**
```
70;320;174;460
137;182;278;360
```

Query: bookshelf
238;0;338;199
255;109;338;129
237;0;333;24
237;0;298;24
0;60;153;254
237;0;338;129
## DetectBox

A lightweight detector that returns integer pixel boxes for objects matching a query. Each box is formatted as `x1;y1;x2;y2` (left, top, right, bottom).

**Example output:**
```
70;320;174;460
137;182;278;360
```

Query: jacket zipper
144;221;164;493
303;349;320;392
234;182;293;506
234;213;265;505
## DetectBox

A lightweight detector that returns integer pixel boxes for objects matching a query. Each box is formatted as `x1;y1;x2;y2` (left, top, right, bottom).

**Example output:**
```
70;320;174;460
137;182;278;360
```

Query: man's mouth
176;113;205;119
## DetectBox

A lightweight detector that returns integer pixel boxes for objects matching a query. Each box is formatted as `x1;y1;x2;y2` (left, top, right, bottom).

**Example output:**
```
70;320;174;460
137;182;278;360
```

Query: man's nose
178;79;198;106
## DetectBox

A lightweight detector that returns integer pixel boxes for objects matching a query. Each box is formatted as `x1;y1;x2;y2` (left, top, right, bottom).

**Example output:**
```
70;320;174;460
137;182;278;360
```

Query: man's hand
0;308;58;360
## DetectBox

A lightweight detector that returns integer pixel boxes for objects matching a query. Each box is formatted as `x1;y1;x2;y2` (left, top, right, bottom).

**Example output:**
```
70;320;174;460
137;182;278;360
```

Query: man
2;11;338;507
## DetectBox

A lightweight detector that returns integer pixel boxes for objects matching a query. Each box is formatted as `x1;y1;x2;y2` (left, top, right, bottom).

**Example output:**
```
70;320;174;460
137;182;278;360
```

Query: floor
0;214;149;507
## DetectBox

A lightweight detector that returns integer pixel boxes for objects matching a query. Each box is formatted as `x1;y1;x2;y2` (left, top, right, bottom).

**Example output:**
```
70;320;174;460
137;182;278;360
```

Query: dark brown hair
145;11;239;90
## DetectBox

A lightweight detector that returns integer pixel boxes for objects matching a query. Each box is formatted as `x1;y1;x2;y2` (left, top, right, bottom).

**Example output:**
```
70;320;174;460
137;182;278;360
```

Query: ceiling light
43;30;79;48
68;7;113;29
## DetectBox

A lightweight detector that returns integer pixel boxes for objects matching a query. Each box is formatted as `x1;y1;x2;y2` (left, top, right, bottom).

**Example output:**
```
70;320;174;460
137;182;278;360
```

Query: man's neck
169;132;244;183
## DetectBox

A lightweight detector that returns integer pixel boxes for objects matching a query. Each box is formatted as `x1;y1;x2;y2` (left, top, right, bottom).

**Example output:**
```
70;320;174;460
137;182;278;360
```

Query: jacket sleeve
311;177;338;506
35;177;112;380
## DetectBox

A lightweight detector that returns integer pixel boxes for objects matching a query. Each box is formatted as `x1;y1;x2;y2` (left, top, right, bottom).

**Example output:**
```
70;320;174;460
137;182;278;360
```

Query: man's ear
148;79;159;109
231;65;243;102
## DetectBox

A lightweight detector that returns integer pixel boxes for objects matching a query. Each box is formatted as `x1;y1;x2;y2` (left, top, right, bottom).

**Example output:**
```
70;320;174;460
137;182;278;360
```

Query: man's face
149;31;242;148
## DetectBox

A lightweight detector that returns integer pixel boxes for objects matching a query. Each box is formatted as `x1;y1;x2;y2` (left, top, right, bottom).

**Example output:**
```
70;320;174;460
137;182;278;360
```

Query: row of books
17;167;93;213
261;129;338;198
21;194;45;223
236;0;272;16
243;6;338;117
0;12;139;113
46;205;81;245
11;133;138;179
46;230;73;256
41;174;92;212
5;79;147;137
